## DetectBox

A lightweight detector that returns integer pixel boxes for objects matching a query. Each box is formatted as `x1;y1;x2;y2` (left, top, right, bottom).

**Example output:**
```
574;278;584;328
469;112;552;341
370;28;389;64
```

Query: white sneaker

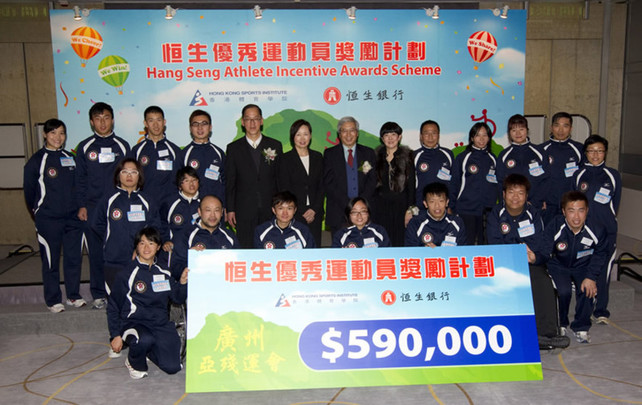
92;298;107;310
125;357;148;379
595;316;610;325
48;303;65;313
575;331;591;344
108;348;122;358
559;326;568;336
66;298;87;308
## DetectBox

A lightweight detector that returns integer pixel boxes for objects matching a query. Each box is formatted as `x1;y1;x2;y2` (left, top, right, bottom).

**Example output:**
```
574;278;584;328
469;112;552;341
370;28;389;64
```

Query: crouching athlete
107;227;188;379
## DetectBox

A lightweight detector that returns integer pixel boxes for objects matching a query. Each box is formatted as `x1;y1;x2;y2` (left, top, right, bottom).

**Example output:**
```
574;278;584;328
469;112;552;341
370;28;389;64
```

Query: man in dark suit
225;104;283;248
323;116;376;235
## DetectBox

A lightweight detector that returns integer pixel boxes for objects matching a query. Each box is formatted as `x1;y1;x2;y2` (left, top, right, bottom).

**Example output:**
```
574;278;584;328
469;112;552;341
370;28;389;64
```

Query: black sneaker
539;334;570;350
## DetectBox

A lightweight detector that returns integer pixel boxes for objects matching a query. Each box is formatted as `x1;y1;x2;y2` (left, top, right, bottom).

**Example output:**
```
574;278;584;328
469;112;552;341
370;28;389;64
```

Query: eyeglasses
586;149;605;154
190;121;210;128
350;210;368;216
243;117;262;123
120;170;139;176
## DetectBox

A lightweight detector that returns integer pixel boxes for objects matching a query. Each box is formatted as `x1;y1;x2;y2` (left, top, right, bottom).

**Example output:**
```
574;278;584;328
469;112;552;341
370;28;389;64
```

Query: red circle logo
506;159;516;169
140;156;149;166
419;162;429;172
111;208;123;221
173;214;184;225
189;159;200;169
421;232;434;244
556;242;568;251
468;164;479;174
264;241;275;249
88;150;98;161
323;87;341;105
579;182;588;192
381;290;396;305
500;222;510;234
346;242;358;248
47;167;58;178
134;281;147;293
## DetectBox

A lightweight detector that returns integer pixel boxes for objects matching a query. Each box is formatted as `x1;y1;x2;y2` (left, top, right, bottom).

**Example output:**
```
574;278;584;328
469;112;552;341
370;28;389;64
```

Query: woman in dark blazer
276;119;324;246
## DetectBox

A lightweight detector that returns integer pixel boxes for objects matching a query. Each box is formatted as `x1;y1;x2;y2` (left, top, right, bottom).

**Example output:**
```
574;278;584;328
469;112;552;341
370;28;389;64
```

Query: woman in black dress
276;119;324;246
372;122;416;247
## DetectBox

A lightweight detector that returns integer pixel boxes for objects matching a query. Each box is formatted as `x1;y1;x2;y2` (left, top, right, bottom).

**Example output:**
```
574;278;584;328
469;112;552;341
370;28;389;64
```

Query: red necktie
348;148;354;168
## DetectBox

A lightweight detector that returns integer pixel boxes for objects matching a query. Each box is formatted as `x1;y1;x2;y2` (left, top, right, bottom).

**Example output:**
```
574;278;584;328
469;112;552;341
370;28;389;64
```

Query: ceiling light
426;6;439;20
253;5;263;20
346;6;356;20
73;6;82;21
165;5;177;20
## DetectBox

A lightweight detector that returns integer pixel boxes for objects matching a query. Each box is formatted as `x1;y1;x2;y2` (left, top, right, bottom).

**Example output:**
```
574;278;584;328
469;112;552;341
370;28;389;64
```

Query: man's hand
180;268;189;285
580;278;597;299
162;241;174;252
525;245;536;264
228;211;237;227
302;209;315;224
78;207;88;221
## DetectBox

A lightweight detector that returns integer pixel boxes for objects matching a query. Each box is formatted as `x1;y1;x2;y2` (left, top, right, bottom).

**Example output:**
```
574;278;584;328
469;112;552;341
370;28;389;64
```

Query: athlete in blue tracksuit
23;119;84;311
544;191;609;342
159;167;201;245
91;158;159;291
413;120;454;207
332;223;391;248
573;135;621;323
169;195;239;279
486;173;569;348
179;110;226;206
75;102;130;306
108;227;187;378
450;122;499;244
496;114;549;212
540;113;584;224
405;183;466;247
128;107;181;202
254;190;315;249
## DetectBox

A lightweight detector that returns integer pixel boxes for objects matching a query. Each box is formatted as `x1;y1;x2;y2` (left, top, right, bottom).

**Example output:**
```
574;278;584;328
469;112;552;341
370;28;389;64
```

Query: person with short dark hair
276;119;324;246
75;102;130;309
540;112;583;224
170;194;239;279
23;118;85;312
254;191;315;249
496;114;549;213
544;191;609;344
487;174;569;350
158;167;201;253
405;182;466;247
413;120;454;207
371;121;415;247
573;134;621;325
128;106;181;201
450;122;499;245
226;104;283;248
323;116;377;236
107;227;188;379
332;197;390;248
91;158;160;292
179;109;226;207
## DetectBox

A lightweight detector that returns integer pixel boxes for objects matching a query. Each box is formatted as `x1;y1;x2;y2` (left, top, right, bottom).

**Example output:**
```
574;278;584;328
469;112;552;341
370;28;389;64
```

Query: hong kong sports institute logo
189;89;208;106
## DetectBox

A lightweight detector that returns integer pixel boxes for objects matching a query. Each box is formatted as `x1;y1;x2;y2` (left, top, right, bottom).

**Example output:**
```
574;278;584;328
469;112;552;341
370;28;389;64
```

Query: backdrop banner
186;244;541;393
50;9;525;153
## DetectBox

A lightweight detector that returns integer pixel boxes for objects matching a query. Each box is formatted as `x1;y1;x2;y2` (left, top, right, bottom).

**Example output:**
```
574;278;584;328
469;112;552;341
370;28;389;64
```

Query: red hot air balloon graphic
70;26;103;67
467;31;497;64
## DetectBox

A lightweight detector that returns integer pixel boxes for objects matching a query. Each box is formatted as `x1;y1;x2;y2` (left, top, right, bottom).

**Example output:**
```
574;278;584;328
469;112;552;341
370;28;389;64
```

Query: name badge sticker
98;148;115;163
437;167;452;181
518;222;535;238
564;162;578;178
594;188;611;204
363;237;379;249
528;162;544;177
158;149;169;157
128;210;146;222
576;249;594;259
205;165;220;181
152;279;171;292
60;157;76;167
580;237;594;246
157;160;173;171
285;236;303;250
441;235;457;247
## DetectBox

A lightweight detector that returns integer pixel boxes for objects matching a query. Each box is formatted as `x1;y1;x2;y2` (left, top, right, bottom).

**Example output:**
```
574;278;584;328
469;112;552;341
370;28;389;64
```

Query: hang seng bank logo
189;89;208;106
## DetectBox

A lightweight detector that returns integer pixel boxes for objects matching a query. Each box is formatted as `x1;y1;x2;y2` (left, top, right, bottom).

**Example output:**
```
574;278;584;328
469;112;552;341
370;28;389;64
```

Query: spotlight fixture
425;5;439;20
492;5;509;19
346;6;356;20
73;6;90;21
500;5;509;19
165;5;177;20
253;5;263;20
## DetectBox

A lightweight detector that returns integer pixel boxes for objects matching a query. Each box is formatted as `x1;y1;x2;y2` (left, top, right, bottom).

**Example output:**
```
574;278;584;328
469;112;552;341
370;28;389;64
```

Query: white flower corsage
262;148;277;164
359;161;372;174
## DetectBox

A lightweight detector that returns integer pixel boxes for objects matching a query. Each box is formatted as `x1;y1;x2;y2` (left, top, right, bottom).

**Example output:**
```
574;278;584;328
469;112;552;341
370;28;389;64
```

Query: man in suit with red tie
225;104;283;248
323;116;376;236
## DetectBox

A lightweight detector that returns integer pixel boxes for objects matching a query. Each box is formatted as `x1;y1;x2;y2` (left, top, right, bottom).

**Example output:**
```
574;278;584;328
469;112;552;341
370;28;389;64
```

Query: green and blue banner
50;9;525;153
186;244;542;392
